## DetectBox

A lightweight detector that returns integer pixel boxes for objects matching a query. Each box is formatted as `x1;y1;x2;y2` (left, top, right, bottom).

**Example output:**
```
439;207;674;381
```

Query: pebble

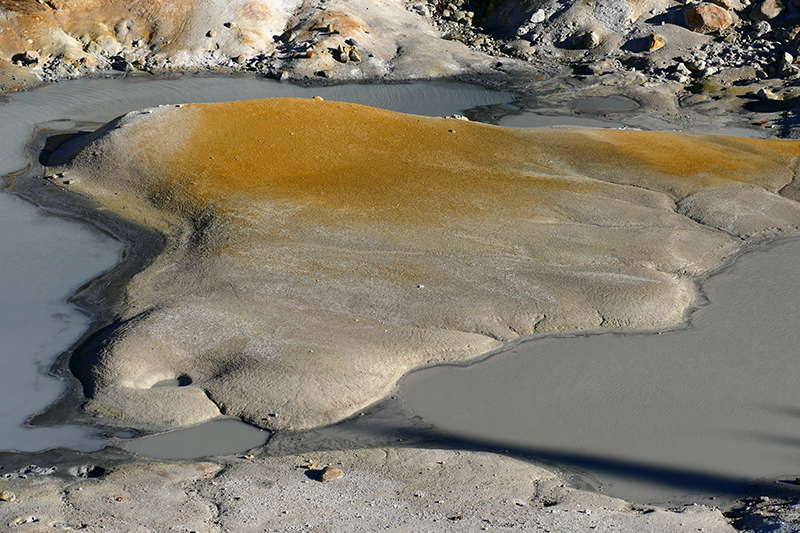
320;466;344;482
648;34;665;51
530;9;546;23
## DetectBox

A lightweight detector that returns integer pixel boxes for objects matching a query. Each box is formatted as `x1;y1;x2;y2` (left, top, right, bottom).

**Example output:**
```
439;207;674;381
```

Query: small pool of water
571;95;640;114
0;74;514;455
399;237;800;504
121;419;269;459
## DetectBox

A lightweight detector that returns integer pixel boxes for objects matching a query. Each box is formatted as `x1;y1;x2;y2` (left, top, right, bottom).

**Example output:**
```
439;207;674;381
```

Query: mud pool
0;75;513;456
1;74;798;502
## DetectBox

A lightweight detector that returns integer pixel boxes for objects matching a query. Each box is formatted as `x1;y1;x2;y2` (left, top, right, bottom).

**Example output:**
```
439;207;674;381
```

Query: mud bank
38;97;800;434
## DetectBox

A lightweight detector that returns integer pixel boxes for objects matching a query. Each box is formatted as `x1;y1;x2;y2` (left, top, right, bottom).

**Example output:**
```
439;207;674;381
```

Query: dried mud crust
0;448;747;532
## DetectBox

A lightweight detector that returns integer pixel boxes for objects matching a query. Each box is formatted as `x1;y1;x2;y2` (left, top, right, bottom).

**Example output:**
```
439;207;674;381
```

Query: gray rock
751;0;784;20
530;9;546;23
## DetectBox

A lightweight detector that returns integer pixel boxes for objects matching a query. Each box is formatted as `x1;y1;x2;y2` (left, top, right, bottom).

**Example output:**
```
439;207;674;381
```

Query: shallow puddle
571;95;640;113
121;419;268;459
399;237;800;503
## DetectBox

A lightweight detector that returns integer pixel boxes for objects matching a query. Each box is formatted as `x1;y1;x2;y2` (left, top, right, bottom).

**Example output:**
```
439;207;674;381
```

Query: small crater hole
151;374;192;388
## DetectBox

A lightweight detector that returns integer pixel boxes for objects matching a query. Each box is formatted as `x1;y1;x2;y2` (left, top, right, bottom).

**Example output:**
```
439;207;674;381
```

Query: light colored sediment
0;448;739;532
0;0;495;90
50;97;800;432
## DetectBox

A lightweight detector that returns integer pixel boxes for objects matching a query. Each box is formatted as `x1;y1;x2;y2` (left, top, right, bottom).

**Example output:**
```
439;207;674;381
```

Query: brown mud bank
33;97;800;435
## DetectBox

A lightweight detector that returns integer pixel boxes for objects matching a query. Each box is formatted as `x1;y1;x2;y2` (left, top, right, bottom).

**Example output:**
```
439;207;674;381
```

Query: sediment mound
49;97;800;431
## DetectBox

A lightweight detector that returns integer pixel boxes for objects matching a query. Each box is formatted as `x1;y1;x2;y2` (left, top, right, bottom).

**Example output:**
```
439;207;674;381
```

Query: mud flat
2;94;800;531
0;76;513;453
39;97;800;435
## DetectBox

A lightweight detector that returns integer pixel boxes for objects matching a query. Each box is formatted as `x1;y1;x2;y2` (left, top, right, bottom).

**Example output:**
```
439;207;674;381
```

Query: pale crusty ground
50;98;800;433
0;448;739;532
0;0;495;90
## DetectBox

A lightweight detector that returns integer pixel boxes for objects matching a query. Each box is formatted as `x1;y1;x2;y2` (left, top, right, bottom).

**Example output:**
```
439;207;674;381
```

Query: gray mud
399;236;800;505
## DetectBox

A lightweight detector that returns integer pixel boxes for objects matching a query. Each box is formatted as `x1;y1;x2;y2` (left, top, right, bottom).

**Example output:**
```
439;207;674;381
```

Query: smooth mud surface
0;195;120;452
120;419;269;459
400;236;800;504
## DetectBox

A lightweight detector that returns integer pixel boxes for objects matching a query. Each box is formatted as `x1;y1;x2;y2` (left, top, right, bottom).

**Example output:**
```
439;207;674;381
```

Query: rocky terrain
2;0;800;133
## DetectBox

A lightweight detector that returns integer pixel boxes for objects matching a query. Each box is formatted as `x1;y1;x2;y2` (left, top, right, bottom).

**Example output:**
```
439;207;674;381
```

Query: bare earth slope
49;98;800;432
0;0;494;90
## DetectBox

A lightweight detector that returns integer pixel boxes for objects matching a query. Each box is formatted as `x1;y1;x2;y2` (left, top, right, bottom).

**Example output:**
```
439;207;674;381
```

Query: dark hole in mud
72;464;106;478
151;375;192;388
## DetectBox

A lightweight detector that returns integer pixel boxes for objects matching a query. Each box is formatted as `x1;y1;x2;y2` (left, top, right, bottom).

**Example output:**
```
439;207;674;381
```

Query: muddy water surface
399;237;800;503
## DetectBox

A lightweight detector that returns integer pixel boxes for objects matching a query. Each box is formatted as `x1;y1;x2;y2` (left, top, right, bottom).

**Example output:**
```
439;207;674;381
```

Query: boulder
750;0;784;20
685;3;734;33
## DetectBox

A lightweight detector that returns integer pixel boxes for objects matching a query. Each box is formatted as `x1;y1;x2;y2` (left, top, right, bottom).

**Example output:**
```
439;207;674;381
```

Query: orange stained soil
158;98;800;224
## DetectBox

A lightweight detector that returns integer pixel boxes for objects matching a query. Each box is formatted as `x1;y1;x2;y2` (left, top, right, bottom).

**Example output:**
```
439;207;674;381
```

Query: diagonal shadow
262;396;800;504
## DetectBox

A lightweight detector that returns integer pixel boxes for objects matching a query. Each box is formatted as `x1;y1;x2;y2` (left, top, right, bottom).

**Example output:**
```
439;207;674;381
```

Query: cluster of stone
405;0;800;99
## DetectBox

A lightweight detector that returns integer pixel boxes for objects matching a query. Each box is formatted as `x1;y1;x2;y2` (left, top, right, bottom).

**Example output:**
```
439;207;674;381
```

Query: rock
757;86;779;99
335;45;349;63
711;0;744;9
573;30;600;49
0;491;16;502
752;20;772;36
348;47;361;62
530;9;546;23
115;20;133;40
280;29;297;43
676;62;693;76
22;50;40;65
320;466;344;482
206;30;216;38
751;0;784;20
649;34;665;51
684;3;734;33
